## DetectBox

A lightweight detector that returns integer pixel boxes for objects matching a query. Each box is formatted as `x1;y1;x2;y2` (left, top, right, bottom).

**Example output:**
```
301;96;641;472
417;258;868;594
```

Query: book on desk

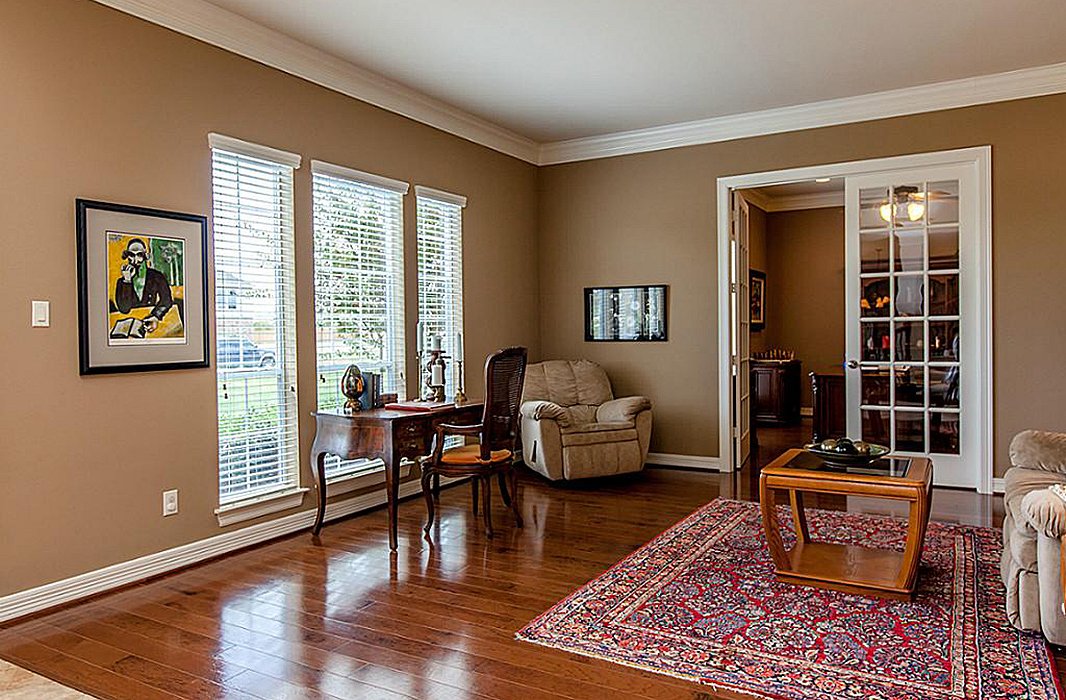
384;400;457;413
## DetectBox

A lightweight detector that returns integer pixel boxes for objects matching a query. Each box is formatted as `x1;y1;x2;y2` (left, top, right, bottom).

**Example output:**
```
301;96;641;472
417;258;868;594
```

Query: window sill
215;487;310;527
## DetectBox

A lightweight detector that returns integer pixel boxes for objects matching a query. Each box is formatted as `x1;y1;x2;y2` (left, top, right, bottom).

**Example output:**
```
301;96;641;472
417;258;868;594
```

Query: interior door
845;165;979;488
732;193;752;467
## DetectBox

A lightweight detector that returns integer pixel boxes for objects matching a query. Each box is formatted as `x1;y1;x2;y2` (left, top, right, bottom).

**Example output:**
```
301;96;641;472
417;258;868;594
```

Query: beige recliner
1001;429;1066;644
520;359;652;480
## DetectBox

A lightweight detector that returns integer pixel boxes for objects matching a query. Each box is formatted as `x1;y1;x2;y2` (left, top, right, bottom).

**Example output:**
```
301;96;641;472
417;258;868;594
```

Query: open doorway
716;148;993;493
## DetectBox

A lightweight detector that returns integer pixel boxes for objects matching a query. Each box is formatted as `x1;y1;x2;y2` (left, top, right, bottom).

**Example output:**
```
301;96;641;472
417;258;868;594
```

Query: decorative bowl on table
804;437;889;467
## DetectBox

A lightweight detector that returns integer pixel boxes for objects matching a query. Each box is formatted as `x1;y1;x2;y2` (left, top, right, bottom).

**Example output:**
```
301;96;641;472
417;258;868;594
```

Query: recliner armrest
1011;430;1066;475
521;400;569;426
596;396;652;424
1022;488;1066;538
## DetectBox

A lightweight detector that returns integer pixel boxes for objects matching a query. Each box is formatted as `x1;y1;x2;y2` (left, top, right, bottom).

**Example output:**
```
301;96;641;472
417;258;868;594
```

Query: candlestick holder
453;359;467;404
420;348;448;402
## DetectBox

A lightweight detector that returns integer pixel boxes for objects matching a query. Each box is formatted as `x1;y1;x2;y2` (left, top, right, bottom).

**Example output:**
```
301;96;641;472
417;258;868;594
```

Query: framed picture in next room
750;270;766;332
76;199;210;374
584;285;668;342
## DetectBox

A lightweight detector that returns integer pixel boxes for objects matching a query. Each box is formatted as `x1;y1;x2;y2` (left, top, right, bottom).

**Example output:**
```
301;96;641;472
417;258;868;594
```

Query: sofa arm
1011;430;1066;474
1022;488;1066;538
521;400;569;426
596;396;652;424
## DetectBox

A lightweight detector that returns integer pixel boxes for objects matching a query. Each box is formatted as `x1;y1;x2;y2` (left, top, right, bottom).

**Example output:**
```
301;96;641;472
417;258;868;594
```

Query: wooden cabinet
810;370;846;442
751;360;801;425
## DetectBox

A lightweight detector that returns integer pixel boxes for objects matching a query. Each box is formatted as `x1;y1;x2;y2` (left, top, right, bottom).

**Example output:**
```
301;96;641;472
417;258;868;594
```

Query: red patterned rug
517;499;1063;700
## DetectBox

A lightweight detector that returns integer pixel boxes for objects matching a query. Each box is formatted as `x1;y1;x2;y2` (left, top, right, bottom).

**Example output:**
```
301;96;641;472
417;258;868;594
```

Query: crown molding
92;0;539;164
740;189;842;212
88;0;1066;167
538;62;1066;165
769;191;843;212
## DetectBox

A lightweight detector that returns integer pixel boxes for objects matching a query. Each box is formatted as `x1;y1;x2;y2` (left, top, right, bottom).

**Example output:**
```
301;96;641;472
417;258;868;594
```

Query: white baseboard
992;477;1005;494
646;452;722;471
0;477;460;624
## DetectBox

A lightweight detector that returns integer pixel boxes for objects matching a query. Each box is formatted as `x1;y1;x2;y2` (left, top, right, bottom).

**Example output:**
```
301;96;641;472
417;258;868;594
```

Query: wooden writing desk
310;402;482;550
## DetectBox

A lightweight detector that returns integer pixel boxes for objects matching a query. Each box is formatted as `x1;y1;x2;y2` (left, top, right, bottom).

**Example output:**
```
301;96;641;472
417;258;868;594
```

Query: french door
845;164;982;488
731;194;752;467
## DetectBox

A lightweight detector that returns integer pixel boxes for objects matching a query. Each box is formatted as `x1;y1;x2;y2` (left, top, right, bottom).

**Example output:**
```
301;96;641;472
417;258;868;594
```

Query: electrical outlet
162;489;179;516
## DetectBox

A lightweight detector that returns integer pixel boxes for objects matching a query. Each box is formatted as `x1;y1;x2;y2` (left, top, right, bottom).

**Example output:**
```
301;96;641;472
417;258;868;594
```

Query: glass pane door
856;179;960;455
845;163;980;488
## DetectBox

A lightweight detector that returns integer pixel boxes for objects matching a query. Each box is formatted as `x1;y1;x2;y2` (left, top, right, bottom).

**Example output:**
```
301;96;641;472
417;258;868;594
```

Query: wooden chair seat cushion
440;444;512;465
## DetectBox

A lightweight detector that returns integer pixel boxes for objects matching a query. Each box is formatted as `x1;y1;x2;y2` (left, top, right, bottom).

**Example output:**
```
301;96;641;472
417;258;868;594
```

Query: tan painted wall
0;0;539;595
538;94;1066;472
763;208;845;407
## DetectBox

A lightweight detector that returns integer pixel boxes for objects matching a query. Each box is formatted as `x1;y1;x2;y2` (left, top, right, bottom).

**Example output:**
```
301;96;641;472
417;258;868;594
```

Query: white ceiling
198;0;1066;143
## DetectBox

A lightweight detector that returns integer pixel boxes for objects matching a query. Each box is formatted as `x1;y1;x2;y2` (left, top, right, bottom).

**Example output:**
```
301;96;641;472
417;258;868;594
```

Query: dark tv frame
583;284;669;342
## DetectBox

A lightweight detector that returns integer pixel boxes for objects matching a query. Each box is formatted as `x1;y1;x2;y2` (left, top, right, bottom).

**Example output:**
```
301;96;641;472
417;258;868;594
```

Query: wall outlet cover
162;489;179;516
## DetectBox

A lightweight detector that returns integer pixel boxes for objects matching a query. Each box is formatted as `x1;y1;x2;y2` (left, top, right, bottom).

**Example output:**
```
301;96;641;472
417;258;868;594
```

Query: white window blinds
211;140;300;505
312;162;407;478
416;187;466;396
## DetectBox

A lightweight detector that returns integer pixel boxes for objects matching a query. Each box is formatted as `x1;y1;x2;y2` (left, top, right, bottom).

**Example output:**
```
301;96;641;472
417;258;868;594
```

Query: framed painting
750;269;766;332
584;285;668;342
76;199;210;374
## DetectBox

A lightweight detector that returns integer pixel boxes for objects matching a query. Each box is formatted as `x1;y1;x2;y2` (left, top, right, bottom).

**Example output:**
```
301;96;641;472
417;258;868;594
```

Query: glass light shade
878;198;926;223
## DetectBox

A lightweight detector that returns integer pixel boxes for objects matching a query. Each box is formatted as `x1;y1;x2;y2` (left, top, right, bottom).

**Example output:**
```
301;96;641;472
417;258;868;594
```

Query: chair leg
497;471;512;506
471;477;479;515
508;466;523;528
420;468;436;534
433;473;441;499
481;476;494;538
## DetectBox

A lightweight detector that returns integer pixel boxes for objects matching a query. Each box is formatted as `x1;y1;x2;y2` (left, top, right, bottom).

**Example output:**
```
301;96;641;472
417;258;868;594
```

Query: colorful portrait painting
106;231;186;345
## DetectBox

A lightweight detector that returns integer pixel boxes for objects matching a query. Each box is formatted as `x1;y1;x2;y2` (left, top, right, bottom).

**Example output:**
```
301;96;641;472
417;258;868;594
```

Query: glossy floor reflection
0;456;1032;699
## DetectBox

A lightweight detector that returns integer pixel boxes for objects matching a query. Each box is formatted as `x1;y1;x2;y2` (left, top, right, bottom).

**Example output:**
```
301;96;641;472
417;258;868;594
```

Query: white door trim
715;146;993;493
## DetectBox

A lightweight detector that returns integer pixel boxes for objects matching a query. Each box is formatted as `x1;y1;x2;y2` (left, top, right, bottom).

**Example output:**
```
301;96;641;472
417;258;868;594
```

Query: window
312;161;408;478
416;186;466;396
210;134;301;505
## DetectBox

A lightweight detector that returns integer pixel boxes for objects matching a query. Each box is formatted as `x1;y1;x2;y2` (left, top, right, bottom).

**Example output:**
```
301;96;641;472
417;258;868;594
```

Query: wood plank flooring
0;432;1041;699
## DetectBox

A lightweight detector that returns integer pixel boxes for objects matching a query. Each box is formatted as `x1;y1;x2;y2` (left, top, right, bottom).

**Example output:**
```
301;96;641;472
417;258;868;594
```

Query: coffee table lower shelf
775;541;910;600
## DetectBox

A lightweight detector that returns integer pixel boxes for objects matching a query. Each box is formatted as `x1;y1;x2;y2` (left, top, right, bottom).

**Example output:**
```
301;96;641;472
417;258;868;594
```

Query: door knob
845;359;859;369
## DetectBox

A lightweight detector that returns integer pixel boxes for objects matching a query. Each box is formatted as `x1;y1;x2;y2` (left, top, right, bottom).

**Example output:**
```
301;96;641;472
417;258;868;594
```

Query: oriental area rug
517;499;1062;700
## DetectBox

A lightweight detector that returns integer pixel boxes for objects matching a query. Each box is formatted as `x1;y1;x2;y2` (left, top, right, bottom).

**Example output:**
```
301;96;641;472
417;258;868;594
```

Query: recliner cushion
1011;430;1066;474
560;421;637;447
522;360;613;408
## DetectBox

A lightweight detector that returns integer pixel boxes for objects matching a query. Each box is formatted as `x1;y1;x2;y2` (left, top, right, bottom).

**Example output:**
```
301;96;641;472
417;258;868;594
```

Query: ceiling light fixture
879;186;925;223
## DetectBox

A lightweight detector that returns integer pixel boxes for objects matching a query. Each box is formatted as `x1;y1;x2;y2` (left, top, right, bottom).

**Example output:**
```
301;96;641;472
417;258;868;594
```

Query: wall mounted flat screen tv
584;285;668;342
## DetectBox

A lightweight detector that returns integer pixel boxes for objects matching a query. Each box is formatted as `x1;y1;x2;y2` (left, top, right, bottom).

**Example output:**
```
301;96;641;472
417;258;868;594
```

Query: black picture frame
750;269;766;332
584;284;668;342
76;199;210;374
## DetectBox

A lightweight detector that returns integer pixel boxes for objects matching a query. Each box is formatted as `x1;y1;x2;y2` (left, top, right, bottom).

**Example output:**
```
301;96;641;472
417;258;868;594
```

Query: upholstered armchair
1002;430;1066;644
519;359;652;480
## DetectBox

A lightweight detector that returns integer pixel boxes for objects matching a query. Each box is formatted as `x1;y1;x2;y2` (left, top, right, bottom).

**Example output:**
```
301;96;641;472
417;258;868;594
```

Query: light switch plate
31;300;49;327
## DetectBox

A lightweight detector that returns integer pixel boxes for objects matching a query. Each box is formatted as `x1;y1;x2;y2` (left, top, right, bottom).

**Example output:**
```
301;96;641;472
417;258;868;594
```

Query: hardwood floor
0;449;1032;699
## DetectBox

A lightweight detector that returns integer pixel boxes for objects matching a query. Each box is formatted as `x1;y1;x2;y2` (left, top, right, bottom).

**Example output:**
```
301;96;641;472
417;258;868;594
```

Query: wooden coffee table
759;448;933;601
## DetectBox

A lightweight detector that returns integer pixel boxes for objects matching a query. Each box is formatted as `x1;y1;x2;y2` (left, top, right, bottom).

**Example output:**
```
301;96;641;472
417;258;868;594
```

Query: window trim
208;133;301;168
311;160;409;194
414;185;467;208
214;487;309;527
